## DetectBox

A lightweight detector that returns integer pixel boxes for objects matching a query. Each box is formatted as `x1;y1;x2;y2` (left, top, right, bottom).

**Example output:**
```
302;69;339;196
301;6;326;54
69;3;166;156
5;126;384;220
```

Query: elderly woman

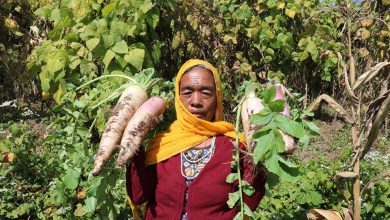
126;59;266;220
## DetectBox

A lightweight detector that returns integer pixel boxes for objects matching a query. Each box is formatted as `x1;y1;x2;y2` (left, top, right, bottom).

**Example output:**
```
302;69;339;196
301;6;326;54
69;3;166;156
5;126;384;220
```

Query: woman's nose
191;92;202;107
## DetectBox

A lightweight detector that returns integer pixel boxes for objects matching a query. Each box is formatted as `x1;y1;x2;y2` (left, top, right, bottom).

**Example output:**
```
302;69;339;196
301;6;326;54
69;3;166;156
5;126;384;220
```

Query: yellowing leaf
101;2;116;16
285;8;296;19
124;48;145;70
357;28;370;40
277;2;285;9
86;38;100;51
360;18;373;27
47;57;64;73
74;203;85;217
383;0;390;6
215;22;223;33
112;40;128;54
172;34;181;49
380;30;389;38
358;47;369;57
103;49;115;68
4;18;19;31
53;84;65;103
240;63;252;72
140;1;153;14
69;0;90;21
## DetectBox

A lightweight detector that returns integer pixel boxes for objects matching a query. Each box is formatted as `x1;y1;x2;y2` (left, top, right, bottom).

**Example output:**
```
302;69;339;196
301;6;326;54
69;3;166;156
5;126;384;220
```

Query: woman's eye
202;91;212;96
181;91;192;95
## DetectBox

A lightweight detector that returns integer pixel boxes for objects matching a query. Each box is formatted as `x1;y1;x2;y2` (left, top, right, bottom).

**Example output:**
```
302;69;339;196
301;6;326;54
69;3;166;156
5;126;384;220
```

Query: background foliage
1;0;389;219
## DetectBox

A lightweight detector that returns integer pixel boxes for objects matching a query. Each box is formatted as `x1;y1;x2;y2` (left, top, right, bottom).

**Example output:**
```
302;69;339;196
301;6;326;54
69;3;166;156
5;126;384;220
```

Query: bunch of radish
241;83;296;154
92;92;166;176
72;69;169;176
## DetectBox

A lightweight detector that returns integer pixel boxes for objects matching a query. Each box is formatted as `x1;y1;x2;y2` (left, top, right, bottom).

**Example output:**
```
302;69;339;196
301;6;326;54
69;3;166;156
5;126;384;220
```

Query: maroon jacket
126;135;266;219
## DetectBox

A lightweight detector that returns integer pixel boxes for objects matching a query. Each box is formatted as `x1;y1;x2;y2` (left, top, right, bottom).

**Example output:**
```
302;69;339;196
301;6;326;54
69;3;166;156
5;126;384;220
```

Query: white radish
241;90;264;152
116;96;166;166
241;85;296;154
92;84;148;176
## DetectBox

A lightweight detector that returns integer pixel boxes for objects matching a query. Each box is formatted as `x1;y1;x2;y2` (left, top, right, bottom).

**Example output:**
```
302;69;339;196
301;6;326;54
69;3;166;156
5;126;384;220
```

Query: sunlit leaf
275;115;305;138
285;8;296;19
86;38;100;51
112;40;128;54
124;48;145;70
227;191;240;208
103;49;115;68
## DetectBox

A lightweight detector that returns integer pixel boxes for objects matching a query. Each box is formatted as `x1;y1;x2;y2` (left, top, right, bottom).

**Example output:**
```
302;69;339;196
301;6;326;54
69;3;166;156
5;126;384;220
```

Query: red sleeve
240;143;267;211
125;149;156;204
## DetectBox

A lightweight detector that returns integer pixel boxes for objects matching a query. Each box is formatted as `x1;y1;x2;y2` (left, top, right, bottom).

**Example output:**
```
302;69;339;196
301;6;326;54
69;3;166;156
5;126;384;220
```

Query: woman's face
179;67;217;121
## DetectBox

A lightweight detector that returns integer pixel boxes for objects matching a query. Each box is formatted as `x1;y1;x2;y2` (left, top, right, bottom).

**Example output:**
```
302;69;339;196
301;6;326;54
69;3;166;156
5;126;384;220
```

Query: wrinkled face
179;67;217;121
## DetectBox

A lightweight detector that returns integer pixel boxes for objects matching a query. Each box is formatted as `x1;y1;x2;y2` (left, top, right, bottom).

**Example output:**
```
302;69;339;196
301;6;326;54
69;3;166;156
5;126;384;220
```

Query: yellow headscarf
144;59;245;165
127;59;245;220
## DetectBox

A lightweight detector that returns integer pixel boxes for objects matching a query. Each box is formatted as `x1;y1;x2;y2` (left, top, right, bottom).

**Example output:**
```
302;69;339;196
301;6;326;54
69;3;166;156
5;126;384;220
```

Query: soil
296;120;348;162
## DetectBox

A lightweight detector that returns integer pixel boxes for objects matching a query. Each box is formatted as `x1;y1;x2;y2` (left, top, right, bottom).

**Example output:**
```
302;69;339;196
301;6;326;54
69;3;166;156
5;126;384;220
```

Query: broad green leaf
34;5;52;19
276;2;285;9
86;38;100;51
63;168;81;190
275;115;305;138
278;162;300;182
53;81;66;104
264;148;280;175
52;184;67;205
103;49;115;68
110;19;129;40
102;2;116;16
112;40;128;54
253;133;274;163
124;48;145;70
84;196;97;213
306;40;318;61
47;56;64;73
252;128;268;140
262;86;276;103
227;191;240;208
266;0;277;8
269;100;285;112
250;112;274;126
303;120;320;135
115;54;127;68
146;7;160;29
140;1;153;14
86;176;103;197
69;0;90;21
226;173;238;183
298;50;309;61
39;71;51;92
285;8;296;19
232;3;252;20
273;129;285;153
102;34;115;49
278;155;298;168
69;57;81;69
